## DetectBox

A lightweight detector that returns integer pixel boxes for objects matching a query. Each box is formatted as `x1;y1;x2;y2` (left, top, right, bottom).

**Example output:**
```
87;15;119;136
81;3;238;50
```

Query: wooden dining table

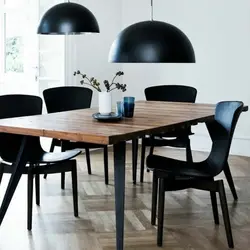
0;100;220;250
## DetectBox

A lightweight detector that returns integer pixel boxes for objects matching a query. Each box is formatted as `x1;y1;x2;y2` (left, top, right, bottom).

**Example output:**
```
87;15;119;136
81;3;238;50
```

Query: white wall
121;0;250;156
68;0;250;156
67;0;123;107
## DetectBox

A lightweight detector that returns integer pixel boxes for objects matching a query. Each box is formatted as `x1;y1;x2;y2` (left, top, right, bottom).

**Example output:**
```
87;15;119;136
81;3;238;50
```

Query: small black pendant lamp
37;1;99;34
109;0;195;63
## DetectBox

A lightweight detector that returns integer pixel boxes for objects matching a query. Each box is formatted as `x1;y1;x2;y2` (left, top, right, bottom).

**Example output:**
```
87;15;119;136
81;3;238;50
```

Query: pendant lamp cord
151;0;154;21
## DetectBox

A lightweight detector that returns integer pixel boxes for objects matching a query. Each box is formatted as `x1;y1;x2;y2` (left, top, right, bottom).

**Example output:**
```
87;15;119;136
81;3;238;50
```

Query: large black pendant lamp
109;0;195;63
37;1;99;34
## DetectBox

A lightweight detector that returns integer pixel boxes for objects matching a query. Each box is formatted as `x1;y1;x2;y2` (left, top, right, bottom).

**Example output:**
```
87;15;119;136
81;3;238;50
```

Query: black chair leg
104;146;109;185
50;139;56;152
151;172;158;225
147;145;154;173
140;138;146;183
0;165;4;185
132;138;138;185
224;162;238;200
218;180;234;248
149;145;154;155
157;178;165;247
210;191;219;225
71;161;78;217
27;167;34;231
35;174;40;206
44;139;56;179
60;141;67;190
186;137;193;163
61;172;65;190
147;136;155;173
85;148;92;175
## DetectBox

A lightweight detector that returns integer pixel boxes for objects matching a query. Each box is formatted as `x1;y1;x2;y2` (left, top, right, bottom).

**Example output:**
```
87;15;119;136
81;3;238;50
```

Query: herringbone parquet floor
0;144;250;250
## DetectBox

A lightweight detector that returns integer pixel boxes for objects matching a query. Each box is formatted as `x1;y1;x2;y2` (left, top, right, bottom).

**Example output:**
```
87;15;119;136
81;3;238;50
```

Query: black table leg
0;136;29;225
113;141;126;250
132;138;138;185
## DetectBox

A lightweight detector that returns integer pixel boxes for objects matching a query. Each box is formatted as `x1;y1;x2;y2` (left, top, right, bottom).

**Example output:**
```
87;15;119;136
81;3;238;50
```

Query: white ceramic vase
99;91;112;115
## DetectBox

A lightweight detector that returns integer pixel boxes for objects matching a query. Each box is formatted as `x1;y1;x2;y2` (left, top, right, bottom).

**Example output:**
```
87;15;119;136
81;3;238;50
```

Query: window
0;0;39;93
5;14;25;73
0;0;66;95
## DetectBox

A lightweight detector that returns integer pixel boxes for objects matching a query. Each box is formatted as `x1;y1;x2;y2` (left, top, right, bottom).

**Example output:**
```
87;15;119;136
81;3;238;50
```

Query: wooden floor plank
0;144;250;249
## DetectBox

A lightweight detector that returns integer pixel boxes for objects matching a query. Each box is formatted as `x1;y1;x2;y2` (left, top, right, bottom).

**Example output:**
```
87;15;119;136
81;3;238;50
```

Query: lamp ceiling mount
151;0;154;21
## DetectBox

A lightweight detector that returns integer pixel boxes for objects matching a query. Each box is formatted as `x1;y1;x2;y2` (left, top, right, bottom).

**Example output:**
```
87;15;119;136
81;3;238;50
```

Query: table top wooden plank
0;101;216;145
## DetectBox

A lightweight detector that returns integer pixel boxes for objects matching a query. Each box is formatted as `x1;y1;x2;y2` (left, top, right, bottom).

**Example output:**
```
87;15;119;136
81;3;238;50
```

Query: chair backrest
145;85;197;103
206;101;244;176
43;86;93;113
0;95;43;163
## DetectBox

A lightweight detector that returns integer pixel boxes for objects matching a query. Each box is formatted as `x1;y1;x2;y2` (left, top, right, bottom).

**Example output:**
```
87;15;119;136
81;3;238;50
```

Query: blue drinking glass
116;101;124;116
123;96;135;118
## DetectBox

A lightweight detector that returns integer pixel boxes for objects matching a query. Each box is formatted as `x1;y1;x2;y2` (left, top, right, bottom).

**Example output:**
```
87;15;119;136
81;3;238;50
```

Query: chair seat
30;149;81;164
143;126;194;148
144;135;192;148
146;154;212;178
68;141;106;149
52;139;105;149
155;127;193;138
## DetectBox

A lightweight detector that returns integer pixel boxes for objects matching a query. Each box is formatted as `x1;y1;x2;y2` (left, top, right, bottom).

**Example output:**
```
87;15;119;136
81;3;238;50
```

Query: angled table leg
0;136;30;225
113;141;126;250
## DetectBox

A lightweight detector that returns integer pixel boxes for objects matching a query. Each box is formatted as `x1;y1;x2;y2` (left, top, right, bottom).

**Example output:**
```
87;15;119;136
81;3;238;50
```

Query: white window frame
0;1;5;84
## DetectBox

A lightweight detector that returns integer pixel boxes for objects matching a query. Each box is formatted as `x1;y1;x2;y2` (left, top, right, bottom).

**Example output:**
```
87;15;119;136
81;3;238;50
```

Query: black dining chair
0;94;81;230
42;86;109;186
147;101;244;248
139;85;197;183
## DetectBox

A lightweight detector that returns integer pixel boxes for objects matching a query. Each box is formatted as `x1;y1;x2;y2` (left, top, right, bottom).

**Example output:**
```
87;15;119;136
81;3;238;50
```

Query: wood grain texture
0;101;215;145
0;145;250;250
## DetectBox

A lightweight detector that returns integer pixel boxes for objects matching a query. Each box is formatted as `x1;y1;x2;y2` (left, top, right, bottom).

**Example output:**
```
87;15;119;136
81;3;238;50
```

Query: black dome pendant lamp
37;0;99;34
109;0;195;63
